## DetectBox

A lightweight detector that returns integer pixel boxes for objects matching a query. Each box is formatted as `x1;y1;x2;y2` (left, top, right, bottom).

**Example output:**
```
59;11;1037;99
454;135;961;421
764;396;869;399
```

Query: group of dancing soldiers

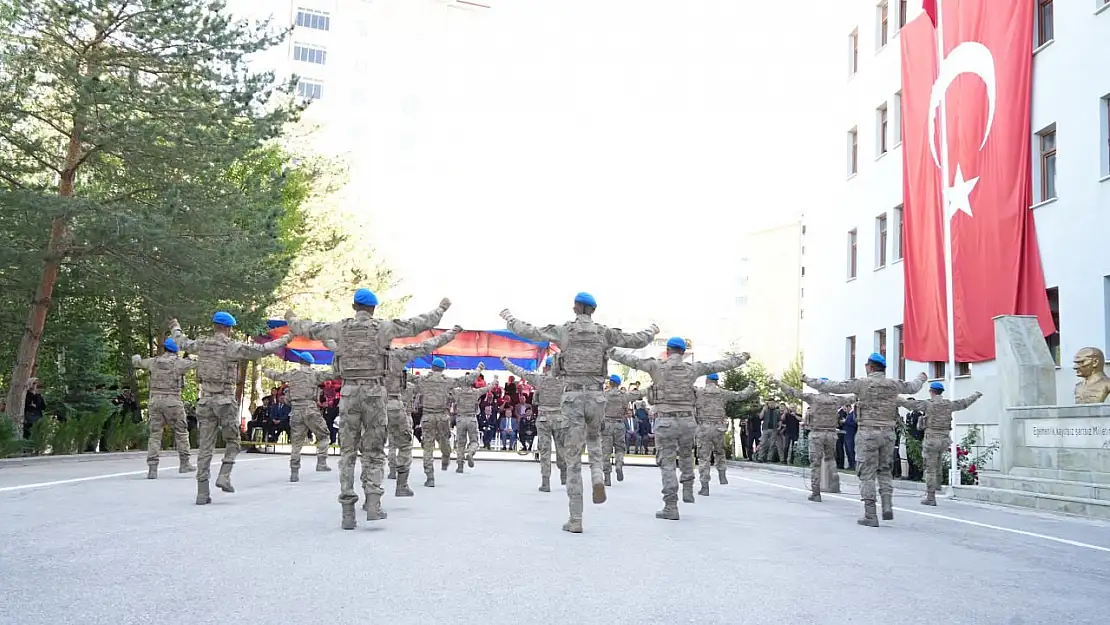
133;289;982;531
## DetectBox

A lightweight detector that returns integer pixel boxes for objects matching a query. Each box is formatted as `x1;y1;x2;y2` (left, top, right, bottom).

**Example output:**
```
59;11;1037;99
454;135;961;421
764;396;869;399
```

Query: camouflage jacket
263;366;340;408
505;313;656;388
171;323;290;397
779;385;855;430
608;351;749;414
502;359;563;420
132;352;197;399
603;388;643;420
807;372;925;428
695;383;755;423
900;392;982;435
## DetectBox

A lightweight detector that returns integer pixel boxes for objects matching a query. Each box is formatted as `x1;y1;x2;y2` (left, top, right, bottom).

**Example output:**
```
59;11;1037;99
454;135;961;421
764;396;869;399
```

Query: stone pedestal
993;315;1058;474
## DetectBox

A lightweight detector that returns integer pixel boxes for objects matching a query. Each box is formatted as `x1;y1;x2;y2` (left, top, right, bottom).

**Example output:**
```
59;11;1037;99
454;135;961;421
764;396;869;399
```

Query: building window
1046;287;1061;365
1038;127;1057;201
296;8;331;31
957;362;972;377
293;43;327;65
848;229;858;279
877;2;889;48
849;29;859;76
875;213;888;268
296;78;323;100
894;324;905;378
875;328;887;357
847;336;857;378
898;0;908;27
876;104;889;155
929;361;946;380
848;127;859;176
1101;95;1110;178
893;205;904;260
893;91;903;145
1037;1;1054;46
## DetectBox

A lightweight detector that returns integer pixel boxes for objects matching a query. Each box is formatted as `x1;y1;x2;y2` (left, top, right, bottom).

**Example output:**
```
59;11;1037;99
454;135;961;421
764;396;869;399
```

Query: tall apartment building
735;219;805;375
802;0;1110;456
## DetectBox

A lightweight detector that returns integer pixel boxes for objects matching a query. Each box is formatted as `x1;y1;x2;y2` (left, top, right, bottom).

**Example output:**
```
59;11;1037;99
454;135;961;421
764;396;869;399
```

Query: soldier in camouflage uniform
131;337;197;479
263;350;340;482
609;339;748;520
328;326;461;496
805;353;926;526
452;379;487;473
501;292;657;533
694;374;754;495
286;289;450;529
502;356;567;492
600;375;643;486
170;313;291;505
412;358;484;486
777;379;853;502
900;382;982;506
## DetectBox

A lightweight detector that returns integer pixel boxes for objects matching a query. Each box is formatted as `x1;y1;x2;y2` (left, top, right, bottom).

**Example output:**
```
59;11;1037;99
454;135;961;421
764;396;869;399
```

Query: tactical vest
535;376;563;410
421;374;452;412
604;390;629;419
558;320;607;378
285;369;319;405
195;336;238;392
924;399;955;434
806;395;842;430
336;317;388;382
648;359;696;408
695;387;728;421
855;376;902;428
149;355;184;394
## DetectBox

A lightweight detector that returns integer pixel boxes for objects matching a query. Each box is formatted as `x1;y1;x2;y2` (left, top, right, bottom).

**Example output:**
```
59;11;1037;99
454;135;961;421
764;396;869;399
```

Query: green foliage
792;430;809;467
104;414;147;452
781;353;804;409
38;322;116;420
0;414;20;457
29;417;55;455
722;358;776;420
942;425;999;486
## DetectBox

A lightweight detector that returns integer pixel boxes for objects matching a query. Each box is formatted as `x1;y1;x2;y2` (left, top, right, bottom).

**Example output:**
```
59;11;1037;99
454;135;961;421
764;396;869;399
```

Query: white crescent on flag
927;41;997;171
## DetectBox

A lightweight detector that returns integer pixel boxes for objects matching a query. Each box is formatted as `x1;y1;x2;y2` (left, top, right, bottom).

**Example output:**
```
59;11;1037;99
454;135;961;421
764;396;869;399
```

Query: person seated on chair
246;396;273;444
267;394;292;442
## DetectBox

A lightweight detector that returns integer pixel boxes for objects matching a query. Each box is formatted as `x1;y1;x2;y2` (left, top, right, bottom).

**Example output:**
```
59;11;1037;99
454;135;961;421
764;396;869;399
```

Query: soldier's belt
658;411;694;418
698;418;728;425
809;426;838;432
858;424;893;430
563;383;603;392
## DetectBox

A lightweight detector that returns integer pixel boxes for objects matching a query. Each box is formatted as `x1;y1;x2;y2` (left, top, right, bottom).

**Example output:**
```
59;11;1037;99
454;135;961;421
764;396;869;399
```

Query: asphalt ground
2;450;1108;625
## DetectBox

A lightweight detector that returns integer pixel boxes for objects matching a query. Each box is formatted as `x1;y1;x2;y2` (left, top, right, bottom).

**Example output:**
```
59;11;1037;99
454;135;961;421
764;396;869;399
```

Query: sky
259;0;843;355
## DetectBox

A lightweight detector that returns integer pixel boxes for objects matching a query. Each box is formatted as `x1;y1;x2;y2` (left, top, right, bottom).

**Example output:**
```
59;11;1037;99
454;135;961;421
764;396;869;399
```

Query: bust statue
1073;347;1110;404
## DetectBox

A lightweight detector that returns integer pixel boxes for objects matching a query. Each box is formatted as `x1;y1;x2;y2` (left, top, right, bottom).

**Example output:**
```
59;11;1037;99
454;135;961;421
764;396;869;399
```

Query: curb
0;451;150;468
727;459;947;494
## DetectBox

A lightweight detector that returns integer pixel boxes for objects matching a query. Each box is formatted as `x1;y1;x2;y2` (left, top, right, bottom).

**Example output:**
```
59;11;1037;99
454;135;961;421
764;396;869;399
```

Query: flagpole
933;1;960;496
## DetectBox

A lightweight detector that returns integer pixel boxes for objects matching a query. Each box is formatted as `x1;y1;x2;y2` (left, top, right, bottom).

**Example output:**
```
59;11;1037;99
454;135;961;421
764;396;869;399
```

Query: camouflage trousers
336;383;387;506
922;432;950;493
421;413;452;477
195;395;240;483
601;419;628;476
757;428;784;462
553;422;586;521
146;394;191;467
562;390;606;488
655;413;697;505
695;420;728;484
857;426;895;502
536;417;565;481
808;429;838;492
386;396;414;476
289;405;329;471
455;416;479;465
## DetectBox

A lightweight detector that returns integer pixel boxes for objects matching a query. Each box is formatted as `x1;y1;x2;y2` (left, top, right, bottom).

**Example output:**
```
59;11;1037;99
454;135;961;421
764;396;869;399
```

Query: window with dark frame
1040;129;1057;201
894;324;905;378
898;0;907;27
848;229;858;279
850;29;859;75
293;43;327;65
894;205;904;260
296;79;322;100
930;361;946;380
1037;0;1054;46
878;105;889;155
296;8;331;31
878;1;889;47
848;336;857;378
957;362;971;377
1046;287;1061;365
876;214;888;267
875;328;887;357
849;128;859;175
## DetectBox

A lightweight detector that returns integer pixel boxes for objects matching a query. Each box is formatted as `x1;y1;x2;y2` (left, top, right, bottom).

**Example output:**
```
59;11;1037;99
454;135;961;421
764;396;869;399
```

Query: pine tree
0;0;303;432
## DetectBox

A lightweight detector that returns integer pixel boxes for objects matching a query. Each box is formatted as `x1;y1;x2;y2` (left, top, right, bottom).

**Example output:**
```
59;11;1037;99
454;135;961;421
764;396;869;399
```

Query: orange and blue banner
257;320;553;371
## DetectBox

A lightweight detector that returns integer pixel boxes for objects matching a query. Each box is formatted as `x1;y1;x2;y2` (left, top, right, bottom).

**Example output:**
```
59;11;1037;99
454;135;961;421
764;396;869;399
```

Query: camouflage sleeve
897;375;927;394
228;334;291;362
174;358;198;375
500;358;537;385
953;391;983;411
168;322;197;351
131;355;153;371
899;397;925;412
262;368;291;383
628;390;644;401
603;324;658;349
386;304;449;341
314;369;341;384
505;317;566;345
287;316;339;341
778;384;803;401
693;354;748;377
806;378;858;394
608;348;659;377
728;384;757;402
403;329;458;361
457;371;481;388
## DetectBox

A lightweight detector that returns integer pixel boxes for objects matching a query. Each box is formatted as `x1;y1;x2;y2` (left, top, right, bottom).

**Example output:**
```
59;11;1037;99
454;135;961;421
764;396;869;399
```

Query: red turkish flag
900;0;1054;363
922;0;937;26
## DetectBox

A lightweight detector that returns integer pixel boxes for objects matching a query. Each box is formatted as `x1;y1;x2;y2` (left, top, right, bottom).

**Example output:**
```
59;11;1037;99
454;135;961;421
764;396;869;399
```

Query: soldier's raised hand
740;352;751;361
477;362;486;371
283;309;297;322
499;308;513;321
167;318;179;328
500;356;511;365
917;372;928;381
649;323;660;334
452;325;463;333
439;297;452;310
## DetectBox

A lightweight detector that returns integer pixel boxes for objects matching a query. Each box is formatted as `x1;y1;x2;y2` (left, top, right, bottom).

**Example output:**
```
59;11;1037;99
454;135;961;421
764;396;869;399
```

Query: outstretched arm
400;326;460;362
167;320;197;351
803;376;858;395
455;365;486;388
263;368;292;383
174;358;198;376
228;334;292;362
899;397;925;412
604;323;660;349
607;347;658;376
896;373;929;394
500;309;565;344
387;298;452;340
693;353;750;377
284;310;338;341
953;391;983;411
131;355;154;371
727;383;758;402
500;358;540;386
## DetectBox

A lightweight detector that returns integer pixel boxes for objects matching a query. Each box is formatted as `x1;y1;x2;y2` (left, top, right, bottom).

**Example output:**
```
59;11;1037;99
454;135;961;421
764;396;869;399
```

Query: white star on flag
946;164;979;219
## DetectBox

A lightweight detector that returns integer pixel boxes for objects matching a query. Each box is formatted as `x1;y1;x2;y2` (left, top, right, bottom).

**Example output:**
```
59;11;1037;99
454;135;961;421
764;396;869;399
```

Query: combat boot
395;472;414;497
562;517;583;533
387;466;397;480
316;456;331;472
592;482;607;504
467;452;475;468
718;468;728;485
682;483;696;503
808;488;822;502
441;457;449;472
539;477;551;492
698;481;710;497
290;468;299;483
655;503;680;521
147;465;158;480
881;494;894;520
365;495;388;521
604;473;611;487
179;459;196;473
195;480;211;505
214;462;234;493
424;475;435;488
921;489;937;506
456;463;464;474
616;466;624;482
559;468;567;485
341;503;357;530
857;501;879;527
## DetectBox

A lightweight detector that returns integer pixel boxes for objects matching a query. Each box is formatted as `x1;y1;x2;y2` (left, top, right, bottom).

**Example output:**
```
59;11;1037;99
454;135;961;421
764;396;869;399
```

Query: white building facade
803;0;1110;464
734;219;805;375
